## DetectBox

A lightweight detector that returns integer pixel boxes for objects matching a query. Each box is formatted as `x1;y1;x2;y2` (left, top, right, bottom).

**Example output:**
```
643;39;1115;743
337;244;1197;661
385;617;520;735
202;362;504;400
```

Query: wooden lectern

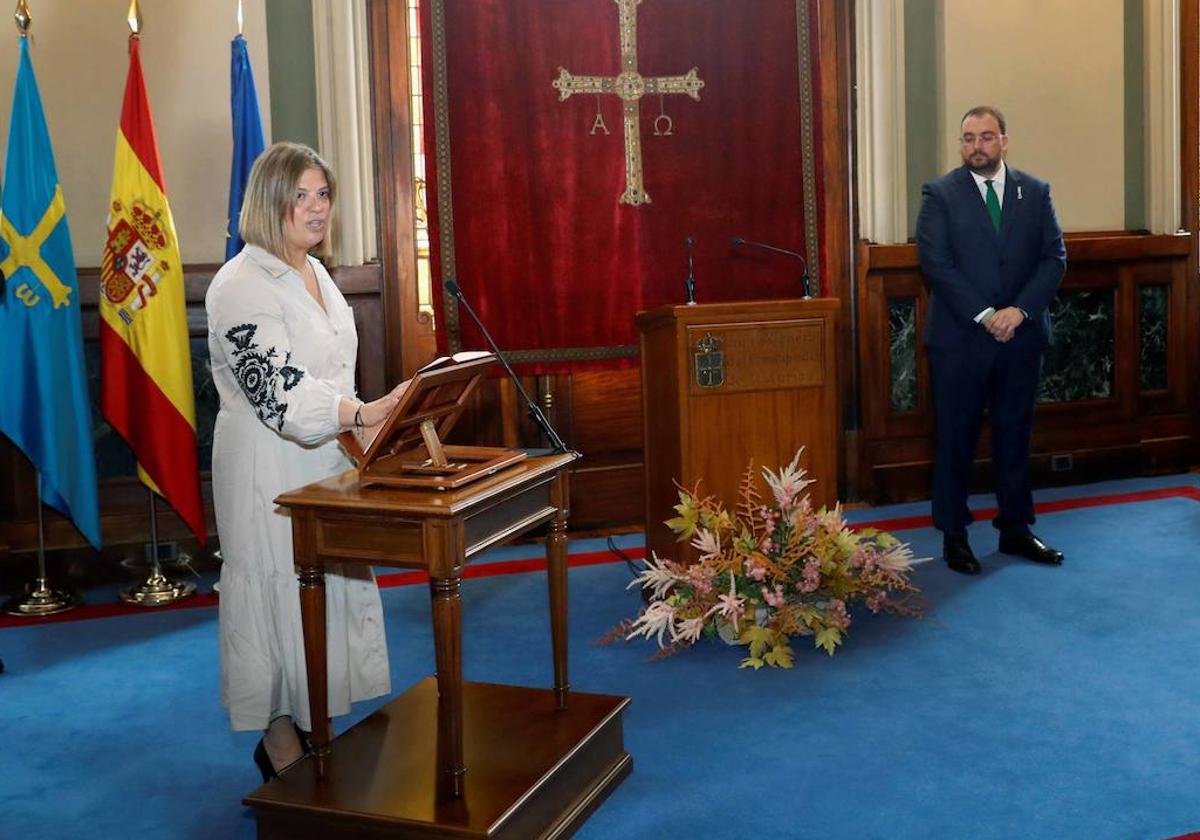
636;299;840;563
245;358;631;839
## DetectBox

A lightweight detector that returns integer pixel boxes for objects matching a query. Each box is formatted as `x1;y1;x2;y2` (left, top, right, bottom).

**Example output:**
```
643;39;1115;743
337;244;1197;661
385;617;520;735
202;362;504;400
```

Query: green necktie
985;179;1001;232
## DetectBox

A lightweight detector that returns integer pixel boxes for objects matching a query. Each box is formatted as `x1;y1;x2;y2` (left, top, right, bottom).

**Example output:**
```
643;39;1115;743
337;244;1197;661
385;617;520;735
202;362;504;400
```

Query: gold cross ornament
553;0;703;206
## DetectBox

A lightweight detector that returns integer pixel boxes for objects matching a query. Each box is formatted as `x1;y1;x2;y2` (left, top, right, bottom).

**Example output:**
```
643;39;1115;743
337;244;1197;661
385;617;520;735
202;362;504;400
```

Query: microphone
684;236;696;305
731;237;813;299
443;279;569;453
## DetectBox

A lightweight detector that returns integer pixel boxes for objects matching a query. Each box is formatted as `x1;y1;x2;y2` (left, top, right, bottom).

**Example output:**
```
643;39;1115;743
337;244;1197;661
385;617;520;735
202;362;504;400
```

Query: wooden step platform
245;678;632;839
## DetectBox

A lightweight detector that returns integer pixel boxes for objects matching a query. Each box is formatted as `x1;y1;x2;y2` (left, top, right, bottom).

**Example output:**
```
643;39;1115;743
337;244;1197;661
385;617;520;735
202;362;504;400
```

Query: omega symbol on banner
553;0;703;206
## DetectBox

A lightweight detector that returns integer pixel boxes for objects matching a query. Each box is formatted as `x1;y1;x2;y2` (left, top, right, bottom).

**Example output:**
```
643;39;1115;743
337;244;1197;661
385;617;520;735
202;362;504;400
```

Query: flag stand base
5;483;83;617
119;490;196;607
3;578;80;616
119;571;195;607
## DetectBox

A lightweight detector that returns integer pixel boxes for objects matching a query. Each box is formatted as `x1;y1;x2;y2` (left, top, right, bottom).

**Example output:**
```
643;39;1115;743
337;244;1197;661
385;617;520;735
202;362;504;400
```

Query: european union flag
0;37;101;549
226;33;265;260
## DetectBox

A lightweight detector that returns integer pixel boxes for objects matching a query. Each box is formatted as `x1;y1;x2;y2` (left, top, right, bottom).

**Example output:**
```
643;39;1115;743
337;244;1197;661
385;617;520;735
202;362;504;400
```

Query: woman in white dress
206;142;402;780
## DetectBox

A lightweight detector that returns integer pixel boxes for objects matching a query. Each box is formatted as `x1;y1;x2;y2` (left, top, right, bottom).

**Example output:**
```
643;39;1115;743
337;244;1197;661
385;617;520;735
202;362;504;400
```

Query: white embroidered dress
206;245;390;732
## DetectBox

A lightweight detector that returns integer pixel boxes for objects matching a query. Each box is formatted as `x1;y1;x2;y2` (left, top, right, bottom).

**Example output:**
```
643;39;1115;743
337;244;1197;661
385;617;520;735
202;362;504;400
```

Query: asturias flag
0;37;101;549
99;35;206;543
226;33;264;260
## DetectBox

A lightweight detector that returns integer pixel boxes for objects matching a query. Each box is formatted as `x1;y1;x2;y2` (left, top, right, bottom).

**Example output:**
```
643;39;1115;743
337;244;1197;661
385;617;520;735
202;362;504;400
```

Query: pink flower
746;560;768;581
762;584;786;608
800;557;821;593
829;599;851;629
685;564;714;595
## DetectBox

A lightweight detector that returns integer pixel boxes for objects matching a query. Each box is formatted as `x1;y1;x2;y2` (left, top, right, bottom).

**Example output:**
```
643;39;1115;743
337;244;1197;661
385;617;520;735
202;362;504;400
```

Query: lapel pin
1017;185;1023;200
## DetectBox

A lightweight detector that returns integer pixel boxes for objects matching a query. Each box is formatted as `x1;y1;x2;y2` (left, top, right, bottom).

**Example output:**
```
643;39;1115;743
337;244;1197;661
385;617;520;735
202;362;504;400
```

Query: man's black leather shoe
943;534;981;575
998;532;1064;565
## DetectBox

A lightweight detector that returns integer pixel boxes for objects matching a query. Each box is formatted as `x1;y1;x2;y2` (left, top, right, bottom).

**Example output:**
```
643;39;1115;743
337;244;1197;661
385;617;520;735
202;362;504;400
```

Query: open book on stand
337;352;525;490
416;349;492;374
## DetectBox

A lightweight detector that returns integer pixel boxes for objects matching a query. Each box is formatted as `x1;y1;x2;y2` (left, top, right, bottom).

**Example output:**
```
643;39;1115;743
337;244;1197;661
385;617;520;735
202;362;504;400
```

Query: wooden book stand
338;353;525;490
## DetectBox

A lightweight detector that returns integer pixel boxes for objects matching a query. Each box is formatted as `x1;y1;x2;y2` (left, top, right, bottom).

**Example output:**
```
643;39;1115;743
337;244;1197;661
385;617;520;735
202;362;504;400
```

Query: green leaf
763;640;795;668
739;656;765;670
814;627;842;655
665;491;702;538
739;624;776;659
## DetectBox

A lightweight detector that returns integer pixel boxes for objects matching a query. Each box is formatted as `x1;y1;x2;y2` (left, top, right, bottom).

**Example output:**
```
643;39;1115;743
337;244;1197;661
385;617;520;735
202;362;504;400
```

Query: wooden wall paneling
856;234;1195;505
815;0;856;497
1182;0;1200;458
564;369;643;529
368;0;433;382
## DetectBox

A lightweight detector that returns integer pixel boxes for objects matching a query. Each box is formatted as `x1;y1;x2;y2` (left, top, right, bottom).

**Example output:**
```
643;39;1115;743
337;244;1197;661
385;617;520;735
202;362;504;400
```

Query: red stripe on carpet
2;484;1195;628
854;485;1200;533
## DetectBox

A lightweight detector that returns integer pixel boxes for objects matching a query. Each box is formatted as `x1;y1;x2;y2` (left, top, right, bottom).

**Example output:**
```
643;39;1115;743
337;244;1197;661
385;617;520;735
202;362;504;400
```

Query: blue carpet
3;475;1200;839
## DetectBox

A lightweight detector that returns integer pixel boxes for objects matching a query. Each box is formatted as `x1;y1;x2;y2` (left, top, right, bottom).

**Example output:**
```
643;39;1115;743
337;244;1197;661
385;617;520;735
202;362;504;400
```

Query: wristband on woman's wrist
354;403;364;428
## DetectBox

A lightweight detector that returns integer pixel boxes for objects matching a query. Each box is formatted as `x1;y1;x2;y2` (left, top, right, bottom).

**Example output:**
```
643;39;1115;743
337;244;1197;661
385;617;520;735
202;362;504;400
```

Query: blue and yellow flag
226;33;264;260
0;37;101;549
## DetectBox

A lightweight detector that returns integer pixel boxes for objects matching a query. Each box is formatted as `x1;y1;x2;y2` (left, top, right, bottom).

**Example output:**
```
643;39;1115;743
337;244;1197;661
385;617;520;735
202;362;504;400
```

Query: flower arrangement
617;449;922;669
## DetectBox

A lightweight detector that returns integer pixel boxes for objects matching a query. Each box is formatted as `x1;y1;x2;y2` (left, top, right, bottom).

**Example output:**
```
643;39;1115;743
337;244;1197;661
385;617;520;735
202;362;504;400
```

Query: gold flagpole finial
14;0;31;37
237;0;243;36
127;0;141;36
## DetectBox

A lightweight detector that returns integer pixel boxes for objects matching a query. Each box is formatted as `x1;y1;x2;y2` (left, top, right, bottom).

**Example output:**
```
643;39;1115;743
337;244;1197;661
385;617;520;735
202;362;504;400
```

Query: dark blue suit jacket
915;164;1066;350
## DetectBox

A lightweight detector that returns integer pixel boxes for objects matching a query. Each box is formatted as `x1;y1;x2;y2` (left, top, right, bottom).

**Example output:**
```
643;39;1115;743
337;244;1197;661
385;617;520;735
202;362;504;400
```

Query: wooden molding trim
861;232;1193;272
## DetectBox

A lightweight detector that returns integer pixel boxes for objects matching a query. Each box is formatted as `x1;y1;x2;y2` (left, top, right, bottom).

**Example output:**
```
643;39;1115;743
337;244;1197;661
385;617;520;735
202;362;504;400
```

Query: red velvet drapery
422;0;822;372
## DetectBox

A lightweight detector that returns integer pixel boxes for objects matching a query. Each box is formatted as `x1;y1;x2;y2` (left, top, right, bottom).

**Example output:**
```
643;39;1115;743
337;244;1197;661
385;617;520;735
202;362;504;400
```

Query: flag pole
1;1;84;618
110;0;195;607
3;471;81;616
119;489;196;606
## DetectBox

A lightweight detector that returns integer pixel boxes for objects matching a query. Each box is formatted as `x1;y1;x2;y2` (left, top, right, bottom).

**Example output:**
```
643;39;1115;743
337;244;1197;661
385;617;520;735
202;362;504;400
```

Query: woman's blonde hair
238;141;336;262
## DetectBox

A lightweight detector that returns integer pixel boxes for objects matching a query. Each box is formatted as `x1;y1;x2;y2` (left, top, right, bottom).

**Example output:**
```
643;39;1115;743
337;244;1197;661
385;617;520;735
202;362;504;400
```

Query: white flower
625;600;677;647
671;616;706;645
627;552;683;600
875;545;916;572
690;528;721;561
705;572;746;632
761;447;815;510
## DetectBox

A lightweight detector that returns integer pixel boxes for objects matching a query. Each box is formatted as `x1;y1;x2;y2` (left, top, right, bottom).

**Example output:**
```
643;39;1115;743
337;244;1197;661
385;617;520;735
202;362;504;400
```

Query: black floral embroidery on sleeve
224;322;306;430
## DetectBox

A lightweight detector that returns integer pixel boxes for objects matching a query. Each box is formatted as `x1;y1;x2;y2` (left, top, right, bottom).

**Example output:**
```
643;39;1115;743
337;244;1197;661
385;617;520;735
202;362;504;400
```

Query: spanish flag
99;35;205;544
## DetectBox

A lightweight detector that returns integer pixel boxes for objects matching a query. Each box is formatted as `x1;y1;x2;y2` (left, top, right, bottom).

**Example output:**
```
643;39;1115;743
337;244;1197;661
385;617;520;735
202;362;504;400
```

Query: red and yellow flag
99;35;205;543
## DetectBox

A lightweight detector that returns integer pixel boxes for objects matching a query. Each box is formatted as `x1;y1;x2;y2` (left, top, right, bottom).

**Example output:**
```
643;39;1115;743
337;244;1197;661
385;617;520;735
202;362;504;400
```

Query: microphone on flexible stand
443;279;569;453
684;236;696;305
731;237;813;299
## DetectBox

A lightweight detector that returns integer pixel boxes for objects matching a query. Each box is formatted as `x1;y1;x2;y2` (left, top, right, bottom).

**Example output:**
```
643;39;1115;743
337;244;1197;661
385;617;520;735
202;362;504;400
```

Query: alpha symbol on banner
553;0;704;206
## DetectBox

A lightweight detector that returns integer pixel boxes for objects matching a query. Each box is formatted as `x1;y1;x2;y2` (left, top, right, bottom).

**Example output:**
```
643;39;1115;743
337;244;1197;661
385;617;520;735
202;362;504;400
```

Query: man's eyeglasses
960;132;1002;146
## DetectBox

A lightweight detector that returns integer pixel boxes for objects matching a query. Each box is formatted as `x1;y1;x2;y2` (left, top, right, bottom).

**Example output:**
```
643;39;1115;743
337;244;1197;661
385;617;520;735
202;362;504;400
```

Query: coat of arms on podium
694;333;724;388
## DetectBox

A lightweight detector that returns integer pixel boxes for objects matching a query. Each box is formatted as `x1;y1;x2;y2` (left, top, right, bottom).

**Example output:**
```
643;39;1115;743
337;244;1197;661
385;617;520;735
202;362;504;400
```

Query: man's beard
965;152;1001;175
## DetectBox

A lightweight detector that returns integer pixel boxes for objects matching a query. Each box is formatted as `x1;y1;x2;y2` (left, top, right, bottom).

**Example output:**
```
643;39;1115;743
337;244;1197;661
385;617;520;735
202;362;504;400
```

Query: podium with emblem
635;299;841;562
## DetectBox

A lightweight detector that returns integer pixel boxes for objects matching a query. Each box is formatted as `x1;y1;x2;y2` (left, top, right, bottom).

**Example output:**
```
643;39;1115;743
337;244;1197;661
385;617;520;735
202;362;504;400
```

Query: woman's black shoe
253;738;276;782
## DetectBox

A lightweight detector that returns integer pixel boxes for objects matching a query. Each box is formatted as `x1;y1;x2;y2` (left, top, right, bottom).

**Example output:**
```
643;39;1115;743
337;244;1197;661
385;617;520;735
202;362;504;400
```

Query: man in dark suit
915;105;1066;575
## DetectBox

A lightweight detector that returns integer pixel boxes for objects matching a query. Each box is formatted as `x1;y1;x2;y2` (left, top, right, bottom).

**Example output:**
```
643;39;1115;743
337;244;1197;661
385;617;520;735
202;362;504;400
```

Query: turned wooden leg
547;505;570;709
430;575;465;798
297;562;330;779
